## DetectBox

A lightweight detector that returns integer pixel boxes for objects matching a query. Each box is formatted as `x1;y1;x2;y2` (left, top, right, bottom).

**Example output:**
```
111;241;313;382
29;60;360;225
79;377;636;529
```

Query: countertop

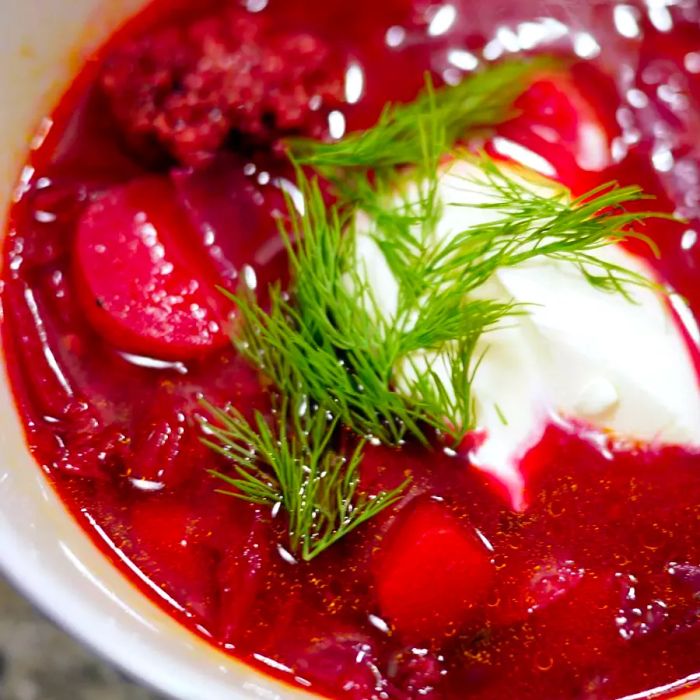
0;576;162;700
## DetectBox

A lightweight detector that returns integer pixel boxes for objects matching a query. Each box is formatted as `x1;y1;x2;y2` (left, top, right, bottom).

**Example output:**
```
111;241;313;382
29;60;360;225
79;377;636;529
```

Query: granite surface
0;576;163;700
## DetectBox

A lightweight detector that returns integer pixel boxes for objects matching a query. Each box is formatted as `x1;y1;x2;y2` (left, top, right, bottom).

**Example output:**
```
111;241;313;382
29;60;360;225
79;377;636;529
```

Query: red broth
3;1;700;698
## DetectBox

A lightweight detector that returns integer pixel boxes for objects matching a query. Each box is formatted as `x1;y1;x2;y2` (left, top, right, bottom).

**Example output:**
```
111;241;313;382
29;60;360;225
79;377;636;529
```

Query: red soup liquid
3;1;700;698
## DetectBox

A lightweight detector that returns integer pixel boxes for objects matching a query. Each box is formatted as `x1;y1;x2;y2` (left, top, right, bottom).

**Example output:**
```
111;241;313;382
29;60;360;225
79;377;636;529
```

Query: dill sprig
228;161;664;447
374;157;663;302
202;399;408;562
203;59;670;558
289;57;555;170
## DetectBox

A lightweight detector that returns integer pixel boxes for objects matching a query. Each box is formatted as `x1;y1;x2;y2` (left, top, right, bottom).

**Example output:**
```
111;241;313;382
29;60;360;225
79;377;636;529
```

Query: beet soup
3;1;700;698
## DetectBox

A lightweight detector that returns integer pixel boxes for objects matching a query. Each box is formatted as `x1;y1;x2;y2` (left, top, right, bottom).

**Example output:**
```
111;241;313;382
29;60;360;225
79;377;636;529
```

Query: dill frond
289;57;556;170
228;160;665;447
203;58;671;558
202;399;409;561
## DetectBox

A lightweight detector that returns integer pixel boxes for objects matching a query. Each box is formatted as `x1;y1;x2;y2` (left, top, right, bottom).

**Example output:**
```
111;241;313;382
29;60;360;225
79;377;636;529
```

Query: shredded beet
100;8;345;165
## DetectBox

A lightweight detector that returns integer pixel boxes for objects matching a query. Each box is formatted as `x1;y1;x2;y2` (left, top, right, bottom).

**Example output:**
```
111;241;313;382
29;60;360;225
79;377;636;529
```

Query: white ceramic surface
0;2;698;700
0;1;313;698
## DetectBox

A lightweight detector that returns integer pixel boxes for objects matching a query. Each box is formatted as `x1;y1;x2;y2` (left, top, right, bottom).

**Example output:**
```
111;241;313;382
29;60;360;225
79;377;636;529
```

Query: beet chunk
101;8;345;166
374;499;494;640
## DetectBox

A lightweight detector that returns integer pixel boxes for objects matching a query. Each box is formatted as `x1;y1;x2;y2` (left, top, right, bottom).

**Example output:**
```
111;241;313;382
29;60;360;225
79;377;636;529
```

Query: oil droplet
546;499;564;518
614;552;631;568
534;652;554;672
486;589;501;607
492;553;507;570
641;526;666;551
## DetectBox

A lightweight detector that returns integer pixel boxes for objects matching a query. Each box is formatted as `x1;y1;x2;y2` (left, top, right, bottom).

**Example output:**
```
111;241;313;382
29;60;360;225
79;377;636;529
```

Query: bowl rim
0;562;178;700
1;2;700;699
0;422;315;700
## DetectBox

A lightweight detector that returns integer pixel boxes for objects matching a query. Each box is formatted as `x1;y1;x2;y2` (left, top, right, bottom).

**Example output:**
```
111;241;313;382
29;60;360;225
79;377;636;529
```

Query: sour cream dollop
353;159;700;509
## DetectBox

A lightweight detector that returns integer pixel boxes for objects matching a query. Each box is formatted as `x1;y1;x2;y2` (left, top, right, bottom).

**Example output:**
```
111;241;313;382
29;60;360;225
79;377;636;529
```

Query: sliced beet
126;388;210;490
492;75;613;193
278;630;386;699
386;647;446;699
488;555;586;627
129;498;218;623
74;176;229;360
216;513;271;644
374;499;494;639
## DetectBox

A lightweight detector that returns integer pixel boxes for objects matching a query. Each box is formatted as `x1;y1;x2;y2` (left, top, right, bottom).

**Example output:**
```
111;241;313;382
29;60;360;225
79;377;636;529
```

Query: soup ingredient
205;72;666;560
494;76;612;185
374;499;494;638
217;514;270;641
74;176;228;359
171;154;291;293
229;158;661;450
203;398;408;561
290;58;552;171
129;499;216;619
356;158;700;508
101;7;344;166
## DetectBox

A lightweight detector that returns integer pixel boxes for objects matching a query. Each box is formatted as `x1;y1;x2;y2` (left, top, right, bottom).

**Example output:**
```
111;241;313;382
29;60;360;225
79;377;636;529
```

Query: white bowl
0;3;697;700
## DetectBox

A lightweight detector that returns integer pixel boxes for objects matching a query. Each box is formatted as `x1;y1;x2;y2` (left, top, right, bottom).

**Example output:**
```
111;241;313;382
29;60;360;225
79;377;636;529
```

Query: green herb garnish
290;57;555;170
229;160;661;446
202;399;408;562
203;58;668;559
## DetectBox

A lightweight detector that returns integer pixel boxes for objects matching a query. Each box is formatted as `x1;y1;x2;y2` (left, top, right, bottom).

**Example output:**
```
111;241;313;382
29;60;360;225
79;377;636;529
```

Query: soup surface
3;1;700;698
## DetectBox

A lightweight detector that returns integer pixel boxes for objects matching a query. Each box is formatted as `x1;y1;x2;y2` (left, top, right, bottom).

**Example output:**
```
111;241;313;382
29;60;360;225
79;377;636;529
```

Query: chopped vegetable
374;499;494;638
74;176;229;360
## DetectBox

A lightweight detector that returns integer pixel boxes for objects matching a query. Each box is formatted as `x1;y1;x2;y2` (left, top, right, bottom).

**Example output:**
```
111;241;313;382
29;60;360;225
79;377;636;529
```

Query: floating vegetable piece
374;499;493;638
129;499;217;622
217;512;271;643
493;75;613;188
74;176;229;360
